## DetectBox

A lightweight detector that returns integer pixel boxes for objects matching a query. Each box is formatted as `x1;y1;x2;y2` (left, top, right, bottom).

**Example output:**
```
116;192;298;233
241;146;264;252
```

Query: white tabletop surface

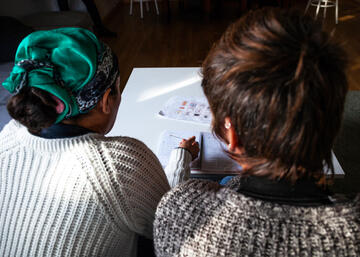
108;67;344;177
108;67;210;153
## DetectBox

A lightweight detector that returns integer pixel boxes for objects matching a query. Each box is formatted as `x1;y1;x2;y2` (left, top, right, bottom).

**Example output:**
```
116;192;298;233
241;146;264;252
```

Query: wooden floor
101;0;360;92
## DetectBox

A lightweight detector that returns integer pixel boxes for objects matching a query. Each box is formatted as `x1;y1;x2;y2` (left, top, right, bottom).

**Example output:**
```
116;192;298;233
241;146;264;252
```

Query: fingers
178;136;199;150
192;141;199;146
176;136;200;161
187;136;196;143
186;137;198;148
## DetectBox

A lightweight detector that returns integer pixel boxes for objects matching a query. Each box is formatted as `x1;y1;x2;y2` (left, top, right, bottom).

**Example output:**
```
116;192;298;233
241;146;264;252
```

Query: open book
157;130;345;177
157;130;242;174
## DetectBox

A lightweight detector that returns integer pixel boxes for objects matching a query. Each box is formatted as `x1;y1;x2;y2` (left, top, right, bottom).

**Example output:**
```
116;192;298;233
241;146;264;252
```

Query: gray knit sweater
154;179;360;257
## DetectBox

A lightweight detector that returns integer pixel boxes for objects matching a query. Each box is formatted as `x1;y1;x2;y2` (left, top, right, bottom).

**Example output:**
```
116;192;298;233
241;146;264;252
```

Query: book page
156;130;202;169
200;132;242;172
158;96;212;125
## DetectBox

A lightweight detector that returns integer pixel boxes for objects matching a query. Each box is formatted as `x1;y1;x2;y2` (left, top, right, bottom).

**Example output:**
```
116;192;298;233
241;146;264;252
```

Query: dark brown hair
7;87;58;135
201;8;348;183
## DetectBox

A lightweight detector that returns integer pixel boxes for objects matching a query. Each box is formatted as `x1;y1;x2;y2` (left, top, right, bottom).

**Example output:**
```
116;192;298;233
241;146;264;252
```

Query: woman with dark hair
154;8;360;257
0;27;197;257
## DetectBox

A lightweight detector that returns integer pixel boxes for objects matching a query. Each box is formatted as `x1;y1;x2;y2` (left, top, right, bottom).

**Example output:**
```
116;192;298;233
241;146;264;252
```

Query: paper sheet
200;132;242;172
158;96;212;124
156;130;344;177
157;130;241;173
156;130;201;169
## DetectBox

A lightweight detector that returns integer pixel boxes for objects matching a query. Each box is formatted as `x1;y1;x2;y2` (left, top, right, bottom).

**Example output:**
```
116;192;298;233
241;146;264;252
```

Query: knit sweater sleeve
164;148;192;188
154;179;221;256
88;136;171;239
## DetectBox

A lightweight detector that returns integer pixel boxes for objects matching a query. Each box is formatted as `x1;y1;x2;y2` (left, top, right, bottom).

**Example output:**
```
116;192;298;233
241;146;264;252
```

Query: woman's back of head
201;8;348;183
3;27;119;135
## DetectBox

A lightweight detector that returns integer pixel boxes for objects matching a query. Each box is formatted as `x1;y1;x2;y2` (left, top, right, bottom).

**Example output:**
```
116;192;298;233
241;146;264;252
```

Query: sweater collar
38;123;93;139
230;175;333;206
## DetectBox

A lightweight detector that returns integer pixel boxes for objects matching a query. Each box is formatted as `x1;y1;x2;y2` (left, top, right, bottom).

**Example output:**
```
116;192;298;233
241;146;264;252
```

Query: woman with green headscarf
0;27;198;257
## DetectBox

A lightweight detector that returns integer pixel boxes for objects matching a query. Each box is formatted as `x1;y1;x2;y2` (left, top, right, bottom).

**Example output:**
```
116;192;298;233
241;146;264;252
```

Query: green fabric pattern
2;27;103;123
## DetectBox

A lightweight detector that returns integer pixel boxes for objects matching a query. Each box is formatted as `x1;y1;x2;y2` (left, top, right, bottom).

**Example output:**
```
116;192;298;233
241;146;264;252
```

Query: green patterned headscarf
2;27;119;123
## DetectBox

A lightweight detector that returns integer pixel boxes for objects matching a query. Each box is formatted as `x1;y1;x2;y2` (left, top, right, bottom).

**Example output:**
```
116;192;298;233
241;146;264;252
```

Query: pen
169;135;184;140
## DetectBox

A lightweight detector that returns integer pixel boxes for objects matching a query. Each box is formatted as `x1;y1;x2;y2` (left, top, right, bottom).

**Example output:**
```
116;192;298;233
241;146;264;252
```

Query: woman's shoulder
155;179;226;220
0;120;29;150
91;134;151;150
162;179;222;200
89;135;163;172
0;119;23;134
155;180;360;256
92;135;156;155
157;178;360;223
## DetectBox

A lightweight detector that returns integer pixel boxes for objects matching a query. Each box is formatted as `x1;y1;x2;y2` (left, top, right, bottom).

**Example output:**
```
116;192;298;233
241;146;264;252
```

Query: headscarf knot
13;59;64;94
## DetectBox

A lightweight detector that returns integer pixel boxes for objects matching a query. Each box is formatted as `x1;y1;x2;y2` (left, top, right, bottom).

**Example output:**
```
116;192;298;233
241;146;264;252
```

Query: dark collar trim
38;123;93;139
235;176;333;206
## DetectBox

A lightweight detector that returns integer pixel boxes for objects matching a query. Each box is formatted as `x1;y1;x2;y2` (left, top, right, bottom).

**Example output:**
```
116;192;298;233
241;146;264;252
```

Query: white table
108;67;344;177
108;68;210;153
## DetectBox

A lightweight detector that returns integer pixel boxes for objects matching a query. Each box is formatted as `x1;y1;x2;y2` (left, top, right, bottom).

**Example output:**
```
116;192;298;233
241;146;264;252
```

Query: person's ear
224;117;237;151
224;117;244;155
99;88;112;115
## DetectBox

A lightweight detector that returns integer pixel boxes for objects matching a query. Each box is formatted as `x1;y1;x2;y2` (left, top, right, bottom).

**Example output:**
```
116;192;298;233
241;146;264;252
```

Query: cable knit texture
0;120;172;257
164;149;192;188
154;179;360;257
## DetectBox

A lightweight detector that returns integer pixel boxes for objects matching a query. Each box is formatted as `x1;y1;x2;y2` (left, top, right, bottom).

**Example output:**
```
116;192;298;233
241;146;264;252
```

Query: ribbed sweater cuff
165;148;192;188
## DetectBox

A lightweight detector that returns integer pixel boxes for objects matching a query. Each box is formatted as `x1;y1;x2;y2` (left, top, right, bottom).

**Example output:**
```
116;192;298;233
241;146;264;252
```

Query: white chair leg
140;0;143;18
154;0;160;15
146;1;150;12
335;0;338;24
323;0;328;18
130;0;133;15
315;0;322;19
305;0;312;14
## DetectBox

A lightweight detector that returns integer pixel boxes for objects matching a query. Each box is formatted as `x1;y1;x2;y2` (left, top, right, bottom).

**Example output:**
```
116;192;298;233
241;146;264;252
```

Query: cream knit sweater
0;120;191;257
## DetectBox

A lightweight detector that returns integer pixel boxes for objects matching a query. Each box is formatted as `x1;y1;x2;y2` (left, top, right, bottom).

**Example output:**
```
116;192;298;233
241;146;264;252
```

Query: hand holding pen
172;135;199;161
